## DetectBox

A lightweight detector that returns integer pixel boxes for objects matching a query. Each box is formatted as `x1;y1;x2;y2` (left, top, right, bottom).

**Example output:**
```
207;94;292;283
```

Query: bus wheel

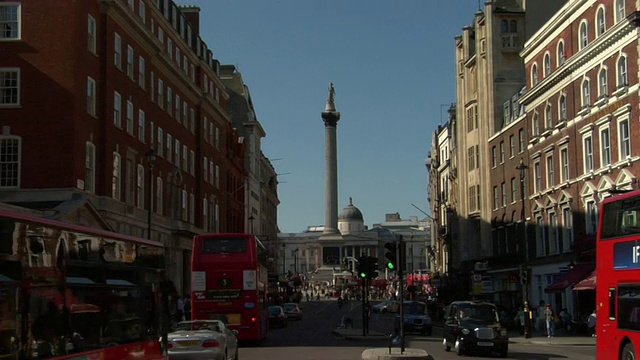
622;343;636;360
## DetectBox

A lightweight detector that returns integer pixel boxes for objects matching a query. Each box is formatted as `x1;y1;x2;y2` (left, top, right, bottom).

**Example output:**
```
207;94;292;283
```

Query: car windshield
404;302;426;315
458;304;500;322
269;307;282;315
176;321;221;332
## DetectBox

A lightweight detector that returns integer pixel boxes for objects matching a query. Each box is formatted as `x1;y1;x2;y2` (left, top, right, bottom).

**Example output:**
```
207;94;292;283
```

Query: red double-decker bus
596;189;640;359
191;233;269;342
0;208;168;360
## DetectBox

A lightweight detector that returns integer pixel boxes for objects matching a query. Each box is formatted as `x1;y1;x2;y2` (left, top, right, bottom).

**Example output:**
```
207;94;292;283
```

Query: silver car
165;320;239;360
282;302;303;320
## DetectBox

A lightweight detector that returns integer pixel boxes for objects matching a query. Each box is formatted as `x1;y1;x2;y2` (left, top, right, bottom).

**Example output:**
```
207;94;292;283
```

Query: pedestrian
305;292;310;302
559;308;572;334
544;304;555;338
183;294;191;321
536;300;547;336
514;306;525;335
176;294;185;323
588;309;597;337
316;292;320;302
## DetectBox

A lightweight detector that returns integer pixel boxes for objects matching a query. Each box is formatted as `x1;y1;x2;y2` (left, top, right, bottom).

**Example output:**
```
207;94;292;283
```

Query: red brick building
0;0;247;293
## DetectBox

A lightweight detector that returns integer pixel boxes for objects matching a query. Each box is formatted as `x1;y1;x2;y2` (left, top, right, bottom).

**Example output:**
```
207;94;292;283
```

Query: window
582;79;591;107
175;94;180;121
534;161;541;192
619;118;631;158
182;190;188;221
549;212;559;254
586;200;598;234
491;145;497;167
559;95;567;120
157;127;164;157
562;208;574;252
601;128;611;166
597;7;606;36
560;148;570;182
0;4;20;40
85;142;95;193
616;0;626;23
126;45;134;79
112;153;121;200
167;87;172;114
174;139;180;168
128;0;134;9
190;150;195;175
87;15;97;53
139;0;146;23
157;27;164;44
546;155;554;188
500;141;505;163
166;134;172;163
535;216;545;257
511;177;517;203
126;100;134;135
545;104;552;130
509;135;515;158
150;71;154;102
167;38;173;60
618;56;628;87
584;136;594;172
113;91;121;127
493;186;499;210
579;22;588;49
182;145;188;171
136;164;144;208
501;182;507;207
87;77;96;115
138;109;146;142
114;33;122;69
543;53;551;76
518;128;524;153
203;157;208;183
0;68;19;106
156;177;163;214
599;68;608;97
158;79;164;108
0;136;20;188
531;64;538;86
557;41;565;66
138;56;145;88
533;113;540;136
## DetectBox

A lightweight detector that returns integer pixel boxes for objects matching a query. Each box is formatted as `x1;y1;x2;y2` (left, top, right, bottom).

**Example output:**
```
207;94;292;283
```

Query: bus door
599;286;617;356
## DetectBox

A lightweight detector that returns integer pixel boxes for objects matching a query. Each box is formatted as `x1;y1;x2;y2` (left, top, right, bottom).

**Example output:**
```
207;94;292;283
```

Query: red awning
545;263;594;293
573;270;596;291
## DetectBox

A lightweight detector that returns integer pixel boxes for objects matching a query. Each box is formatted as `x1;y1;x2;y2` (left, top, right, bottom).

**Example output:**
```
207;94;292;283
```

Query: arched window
559;95;567;120
510;20;517;33
533;113;540;136
582;79;591;107
85;142;96;193
532;64;539;86
596;7;606;36
501;20;508;33
544;53;551;76
616;0;626;23
545;104;553;129
557;41;565;66
579;22;588;49
112;152;121;200
617;56;628;87
599;68;608;97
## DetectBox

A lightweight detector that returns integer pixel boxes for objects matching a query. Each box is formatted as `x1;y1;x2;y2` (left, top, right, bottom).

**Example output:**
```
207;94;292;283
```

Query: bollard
388;333;395;354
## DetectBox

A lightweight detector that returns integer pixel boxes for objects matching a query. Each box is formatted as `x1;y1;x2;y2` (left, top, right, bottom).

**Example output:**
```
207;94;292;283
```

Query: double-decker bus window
602;197;640;240
203;237;247;254
609;287;617;321
618;285;640;331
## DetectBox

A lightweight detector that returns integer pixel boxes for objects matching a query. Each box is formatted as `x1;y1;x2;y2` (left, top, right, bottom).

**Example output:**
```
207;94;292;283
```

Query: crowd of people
511;300;596;338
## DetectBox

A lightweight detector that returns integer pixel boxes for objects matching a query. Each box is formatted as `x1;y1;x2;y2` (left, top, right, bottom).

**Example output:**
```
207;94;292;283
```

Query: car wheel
455;337;464;356
443;337;451;352
622;343;636;360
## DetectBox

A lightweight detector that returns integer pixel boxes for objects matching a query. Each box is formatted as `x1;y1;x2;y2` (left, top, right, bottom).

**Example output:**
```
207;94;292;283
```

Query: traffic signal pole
398;235;405;353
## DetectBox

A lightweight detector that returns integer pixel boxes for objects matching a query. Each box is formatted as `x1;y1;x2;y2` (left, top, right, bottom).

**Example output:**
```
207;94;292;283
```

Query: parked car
372;300;400;314
394;301;432;335
282;302;303;320
442;300;508;357
164;320;238;360
268;305;288;328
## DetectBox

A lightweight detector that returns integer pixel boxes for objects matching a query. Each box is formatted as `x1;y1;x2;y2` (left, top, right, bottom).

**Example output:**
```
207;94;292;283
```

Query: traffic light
368;256;379;279
357;256;369;278
384;242;398;270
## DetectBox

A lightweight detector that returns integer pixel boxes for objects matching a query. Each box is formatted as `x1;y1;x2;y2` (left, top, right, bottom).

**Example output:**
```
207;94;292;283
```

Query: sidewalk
334;327;596;346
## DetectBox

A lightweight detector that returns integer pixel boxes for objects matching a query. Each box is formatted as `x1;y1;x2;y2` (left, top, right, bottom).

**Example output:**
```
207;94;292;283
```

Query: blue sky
186;0;481;233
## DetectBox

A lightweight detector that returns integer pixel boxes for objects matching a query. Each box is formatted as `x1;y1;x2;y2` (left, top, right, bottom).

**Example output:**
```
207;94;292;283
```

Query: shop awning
545;263;594;293
573;270;596;291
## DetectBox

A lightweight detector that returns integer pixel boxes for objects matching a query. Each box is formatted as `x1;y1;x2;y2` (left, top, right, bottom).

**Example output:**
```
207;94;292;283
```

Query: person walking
588;309;597;337
536;300;547;336
544;304;555;338
514;306;525;335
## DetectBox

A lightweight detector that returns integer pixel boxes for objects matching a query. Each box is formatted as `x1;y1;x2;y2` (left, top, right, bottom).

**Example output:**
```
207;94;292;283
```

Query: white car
165;320;238;360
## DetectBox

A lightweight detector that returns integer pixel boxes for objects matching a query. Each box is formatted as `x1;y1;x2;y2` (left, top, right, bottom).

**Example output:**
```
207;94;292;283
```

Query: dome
338;197;364;221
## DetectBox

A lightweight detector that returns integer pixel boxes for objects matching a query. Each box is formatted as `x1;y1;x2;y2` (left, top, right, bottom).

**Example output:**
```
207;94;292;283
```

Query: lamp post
516;158;530;337
248;215;255;234
145;149;157;240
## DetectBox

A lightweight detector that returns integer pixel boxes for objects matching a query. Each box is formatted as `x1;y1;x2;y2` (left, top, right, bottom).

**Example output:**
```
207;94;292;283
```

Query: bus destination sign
613;240;640;270
207;288;242;300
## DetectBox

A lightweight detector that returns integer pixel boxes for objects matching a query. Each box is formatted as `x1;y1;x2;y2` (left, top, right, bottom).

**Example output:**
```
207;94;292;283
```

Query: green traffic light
387;262;395;270
360;272;367;278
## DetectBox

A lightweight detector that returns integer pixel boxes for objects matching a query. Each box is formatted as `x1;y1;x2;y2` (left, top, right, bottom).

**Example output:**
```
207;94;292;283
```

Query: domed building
338;197;365;235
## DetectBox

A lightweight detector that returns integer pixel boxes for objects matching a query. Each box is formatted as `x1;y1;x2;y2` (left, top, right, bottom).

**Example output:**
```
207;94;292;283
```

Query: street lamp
145;149;157;240
248;215;255;234
516;158;530;337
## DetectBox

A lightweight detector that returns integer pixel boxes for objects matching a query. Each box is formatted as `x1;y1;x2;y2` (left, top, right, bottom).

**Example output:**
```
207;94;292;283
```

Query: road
238;299;596;360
